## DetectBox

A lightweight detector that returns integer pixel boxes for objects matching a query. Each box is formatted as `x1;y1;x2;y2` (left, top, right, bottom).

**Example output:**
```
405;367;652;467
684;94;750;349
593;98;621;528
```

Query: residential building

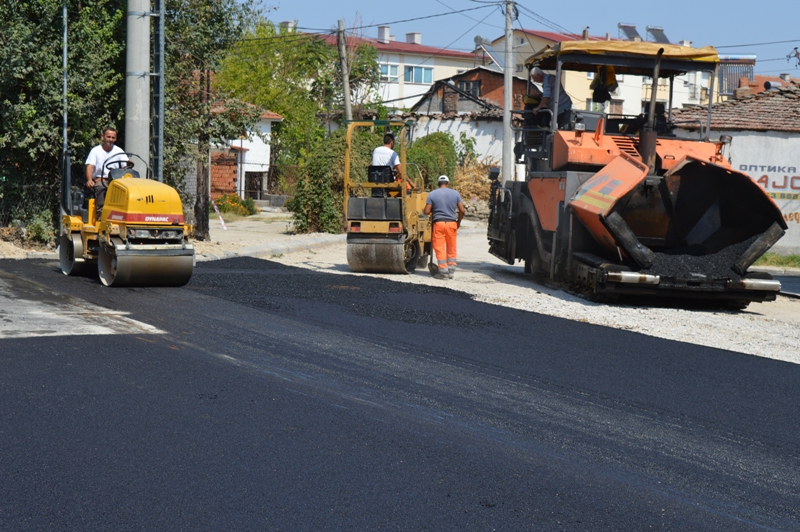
315;26;477;110
208;109;283;200
410;66;529;115
489;27;716;116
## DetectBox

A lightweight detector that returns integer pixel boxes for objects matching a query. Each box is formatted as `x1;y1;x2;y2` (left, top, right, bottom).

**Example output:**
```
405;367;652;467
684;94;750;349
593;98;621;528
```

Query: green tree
164;0;263;240
0;0;125;226
217;21;331;168
407;132;458;188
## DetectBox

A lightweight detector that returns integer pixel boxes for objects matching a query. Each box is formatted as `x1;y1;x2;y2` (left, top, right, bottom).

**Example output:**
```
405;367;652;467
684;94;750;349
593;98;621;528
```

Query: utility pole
125;0;150;160
502;0;514;181
338;20;353;122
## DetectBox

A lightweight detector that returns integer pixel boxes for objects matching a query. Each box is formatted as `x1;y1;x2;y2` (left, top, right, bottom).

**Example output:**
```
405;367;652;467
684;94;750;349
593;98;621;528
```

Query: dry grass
754;252;800;268
454;157;497;202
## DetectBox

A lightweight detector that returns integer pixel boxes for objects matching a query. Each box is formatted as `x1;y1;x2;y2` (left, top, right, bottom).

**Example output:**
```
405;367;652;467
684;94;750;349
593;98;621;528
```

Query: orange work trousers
432;221;458;274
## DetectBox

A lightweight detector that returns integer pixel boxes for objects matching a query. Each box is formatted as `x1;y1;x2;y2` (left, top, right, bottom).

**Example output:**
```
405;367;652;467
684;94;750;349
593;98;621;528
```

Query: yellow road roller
344;121;431;273
59;154;194;287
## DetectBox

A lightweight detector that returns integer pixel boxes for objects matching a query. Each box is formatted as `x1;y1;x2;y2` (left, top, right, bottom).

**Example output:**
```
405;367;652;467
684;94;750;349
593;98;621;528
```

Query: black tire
404;240;421;274
524;244;540;275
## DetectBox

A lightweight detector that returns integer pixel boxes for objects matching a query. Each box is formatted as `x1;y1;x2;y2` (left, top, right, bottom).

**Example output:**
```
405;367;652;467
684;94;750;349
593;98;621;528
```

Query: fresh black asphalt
1;256;799;530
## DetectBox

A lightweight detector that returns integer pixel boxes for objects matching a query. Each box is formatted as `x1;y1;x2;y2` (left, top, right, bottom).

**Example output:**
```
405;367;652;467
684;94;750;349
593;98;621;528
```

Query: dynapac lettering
145;216;170;222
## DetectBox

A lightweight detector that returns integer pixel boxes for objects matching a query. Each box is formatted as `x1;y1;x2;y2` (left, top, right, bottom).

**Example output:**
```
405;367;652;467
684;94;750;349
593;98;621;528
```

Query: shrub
25;210;56;244
213;193;258;216
407;132;457;188
287;127;381;234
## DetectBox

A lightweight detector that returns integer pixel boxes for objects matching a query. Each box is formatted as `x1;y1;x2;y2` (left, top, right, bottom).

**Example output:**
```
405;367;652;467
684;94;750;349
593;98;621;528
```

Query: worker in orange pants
423;175;465;279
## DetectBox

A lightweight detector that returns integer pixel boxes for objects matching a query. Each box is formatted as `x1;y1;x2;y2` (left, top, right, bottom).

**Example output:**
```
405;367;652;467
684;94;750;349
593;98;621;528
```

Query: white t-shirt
371;146;399;168
85;145;129;179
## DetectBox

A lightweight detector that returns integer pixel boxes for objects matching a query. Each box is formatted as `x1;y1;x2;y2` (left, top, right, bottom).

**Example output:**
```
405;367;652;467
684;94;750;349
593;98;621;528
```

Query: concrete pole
502;0;514;181
125;0;150;161
338;20;353;122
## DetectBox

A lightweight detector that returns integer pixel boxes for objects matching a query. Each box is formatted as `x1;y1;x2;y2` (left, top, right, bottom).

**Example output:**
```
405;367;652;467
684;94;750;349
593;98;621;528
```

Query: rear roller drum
347;238;420;274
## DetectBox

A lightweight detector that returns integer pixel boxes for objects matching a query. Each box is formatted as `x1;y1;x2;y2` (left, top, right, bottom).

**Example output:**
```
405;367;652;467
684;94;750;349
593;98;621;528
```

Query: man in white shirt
371;133;400;172
85;127;129;220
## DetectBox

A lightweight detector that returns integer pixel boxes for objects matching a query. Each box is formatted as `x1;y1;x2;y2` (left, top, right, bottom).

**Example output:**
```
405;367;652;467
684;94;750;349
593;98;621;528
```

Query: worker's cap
437;175;450;183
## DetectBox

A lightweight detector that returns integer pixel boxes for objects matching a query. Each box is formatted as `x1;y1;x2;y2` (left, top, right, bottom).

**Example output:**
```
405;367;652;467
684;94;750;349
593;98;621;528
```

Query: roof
311;33;474;60
672;85;800;133
495;29;608;45
524;41;719;76
260;110;283;121
210;102;283;122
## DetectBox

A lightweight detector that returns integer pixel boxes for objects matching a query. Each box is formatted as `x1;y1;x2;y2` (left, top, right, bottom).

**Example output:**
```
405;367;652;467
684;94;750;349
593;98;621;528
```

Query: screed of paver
0;276;163;338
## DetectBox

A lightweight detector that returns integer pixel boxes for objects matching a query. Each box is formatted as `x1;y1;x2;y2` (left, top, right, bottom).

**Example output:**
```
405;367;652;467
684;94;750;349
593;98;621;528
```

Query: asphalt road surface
1;257;799;531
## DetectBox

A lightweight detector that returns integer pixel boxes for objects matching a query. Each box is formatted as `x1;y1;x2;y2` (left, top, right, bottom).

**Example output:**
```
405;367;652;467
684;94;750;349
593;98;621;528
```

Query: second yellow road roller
344;121;431;274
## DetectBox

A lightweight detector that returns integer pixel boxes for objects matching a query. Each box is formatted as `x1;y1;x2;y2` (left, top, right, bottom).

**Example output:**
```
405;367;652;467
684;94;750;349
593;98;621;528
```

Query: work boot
447;267;456;279
435;267;449;280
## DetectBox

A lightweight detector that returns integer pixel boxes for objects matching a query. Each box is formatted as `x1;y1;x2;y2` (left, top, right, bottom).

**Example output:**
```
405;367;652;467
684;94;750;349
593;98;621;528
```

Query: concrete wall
413;116;504;163
676;127;800;254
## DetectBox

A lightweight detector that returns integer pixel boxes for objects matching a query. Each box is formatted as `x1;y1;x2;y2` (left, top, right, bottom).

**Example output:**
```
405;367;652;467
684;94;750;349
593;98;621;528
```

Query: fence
0;156;303;244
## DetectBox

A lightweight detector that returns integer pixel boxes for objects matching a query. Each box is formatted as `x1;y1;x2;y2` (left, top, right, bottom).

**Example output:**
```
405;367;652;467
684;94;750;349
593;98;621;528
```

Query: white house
315;27;479;110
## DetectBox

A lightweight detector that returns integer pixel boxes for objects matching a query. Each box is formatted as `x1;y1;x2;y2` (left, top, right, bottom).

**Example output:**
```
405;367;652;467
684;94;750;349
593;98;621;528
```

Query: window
519;37;525;45
380;64;398;83
516;64;524;73
585;98;605;112
404;66;433;84
458;81;480;98
609;99;624;115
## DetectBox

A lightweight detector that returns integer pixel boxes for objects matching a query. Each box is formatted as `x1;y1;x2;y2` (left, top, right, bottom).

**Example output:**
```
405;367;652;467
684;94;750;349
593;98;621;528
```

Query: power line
515;4;581;41
717;39;800;49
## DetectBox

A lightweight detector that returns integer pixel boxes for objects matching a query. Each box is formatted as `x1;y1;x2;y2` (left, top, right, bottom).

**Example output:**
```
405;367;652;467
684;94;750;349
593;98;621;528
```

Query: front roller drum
98;238;194;287
60;233;88;276
347;236;420;274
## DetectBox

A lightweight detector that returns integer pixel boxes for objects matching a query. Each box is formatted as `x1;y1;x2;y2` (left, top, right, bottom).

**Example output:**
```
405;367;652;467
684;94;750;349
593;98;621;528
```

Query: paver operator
423;175;465;279
85;127;129;220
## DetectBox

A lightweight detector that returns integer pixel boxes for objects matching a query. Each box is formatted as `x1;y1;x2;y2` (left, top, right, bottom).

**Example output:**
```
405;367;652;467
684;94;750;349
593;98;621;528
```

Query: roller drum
60;233;87;276
98;239;194;287
347;236;420;274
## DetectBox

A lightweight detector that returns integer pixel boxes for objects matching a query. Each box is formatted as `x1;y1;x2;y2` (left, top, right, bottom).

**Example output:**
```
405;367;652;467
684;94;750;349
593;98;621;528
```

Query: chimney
406;32;422;45
279;21;296;32
582;27;589;40
678;40;692;47
378;25;390;43
780;73;791;82
605;33;611;40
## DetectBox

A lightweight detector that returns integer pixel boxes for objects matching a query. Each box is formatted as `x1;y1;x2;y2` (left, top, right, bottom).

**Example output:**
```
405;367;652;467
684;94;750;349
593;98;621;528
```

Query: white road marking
0;278;163;338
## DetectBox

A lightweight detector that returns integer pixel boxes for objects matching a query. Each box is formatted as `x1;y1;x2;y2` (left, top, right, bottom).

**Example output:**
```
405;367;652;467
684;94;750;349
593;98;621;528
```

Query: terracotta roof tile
672;86;800;133
311;33;474;60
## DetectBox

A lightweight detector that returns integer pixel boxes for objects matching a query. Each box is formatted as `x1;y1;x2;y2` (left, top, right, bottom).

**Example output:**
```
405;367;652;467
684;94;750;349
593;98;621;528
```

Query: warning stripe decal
107;211;185;224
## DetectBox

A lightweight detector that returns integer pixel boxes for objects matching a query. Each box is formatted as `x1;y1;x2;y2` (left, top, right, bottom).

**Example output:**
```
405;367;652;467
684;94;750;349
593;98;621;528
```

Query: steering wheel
102;157;135;182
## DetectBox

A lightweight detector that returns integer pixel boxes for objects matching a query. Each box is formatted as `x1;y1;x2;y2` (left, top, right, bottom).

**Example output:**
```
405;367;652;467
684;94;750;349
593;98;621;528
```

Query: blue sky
265;0;800;77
